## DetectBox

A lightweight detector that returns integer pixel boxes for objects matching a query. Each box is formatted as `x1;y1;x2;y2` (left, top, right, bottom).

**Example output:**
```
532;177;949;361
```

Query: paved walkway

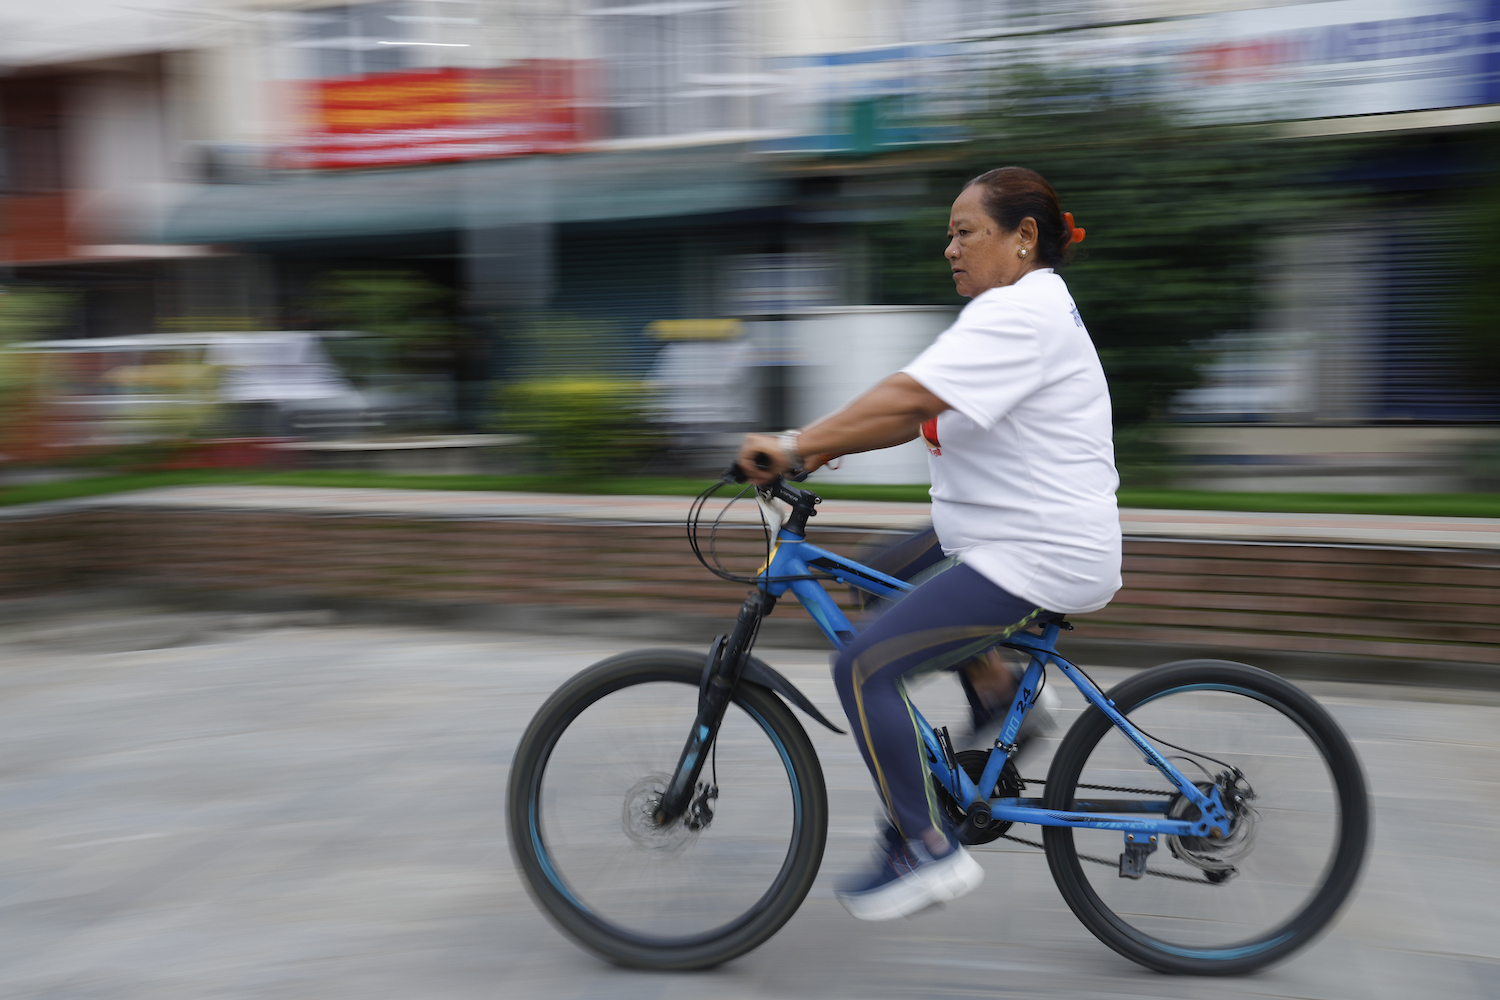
0;613;1492;999
9;484;1500;549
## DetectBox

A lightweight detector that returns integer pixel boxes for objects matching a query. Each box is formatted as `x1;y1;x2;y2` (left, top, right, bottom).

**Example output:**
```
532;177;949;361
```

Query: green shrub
497;377;661;475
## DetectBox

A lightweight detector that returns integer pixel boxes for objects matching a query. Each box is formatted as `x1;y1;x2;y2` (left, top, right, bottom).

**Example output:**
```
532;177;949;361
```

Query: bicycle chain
983;777;1212;885
987;831;1212;884
1023;776;1177;797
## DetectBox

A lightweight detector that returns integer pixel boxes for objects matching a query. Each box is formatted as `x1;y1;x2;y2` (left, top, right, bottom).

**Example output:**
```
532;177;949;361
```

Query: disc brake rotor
621;773;697;854
1166;776;1259;881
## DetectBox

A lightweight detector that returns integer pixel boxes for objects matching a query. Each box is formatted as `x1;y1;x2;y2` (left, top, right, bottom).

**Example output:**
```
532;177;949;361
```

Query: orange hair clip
1064;212;1086;244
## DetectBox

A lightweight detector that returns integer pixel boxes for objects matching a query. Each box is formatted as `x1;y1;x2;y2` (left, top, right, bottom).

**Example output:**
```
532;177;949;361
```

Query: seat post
1039;620;1064;649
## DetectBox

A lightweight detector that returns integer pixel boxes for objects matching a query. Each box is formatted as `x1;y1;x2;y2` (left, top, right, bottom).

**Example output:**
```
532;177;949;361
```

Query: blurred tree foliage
505;313;630;378
1456;152;1500;384
871;69;1330;426
312;269;457;380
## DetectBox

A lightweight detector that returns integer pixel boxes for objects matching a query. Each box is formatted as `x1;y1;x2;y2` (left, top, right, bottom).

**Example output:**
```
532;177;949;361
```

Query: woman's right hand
735;433;789;485
735;433;840;484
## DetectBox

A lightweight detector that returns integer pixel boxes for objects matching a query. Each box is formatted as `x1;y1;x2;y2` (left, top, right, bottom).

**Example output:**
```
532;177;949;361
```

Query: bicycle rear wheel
1043;660;1368;975
507;649;827;970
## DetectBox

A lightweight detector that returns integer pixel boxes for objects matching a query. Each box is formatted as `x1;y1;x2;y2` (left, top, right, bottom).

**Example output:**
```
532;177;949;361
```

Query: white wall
787;305;956;484
66;68;173;243
0;0;207;68
761;0;908;59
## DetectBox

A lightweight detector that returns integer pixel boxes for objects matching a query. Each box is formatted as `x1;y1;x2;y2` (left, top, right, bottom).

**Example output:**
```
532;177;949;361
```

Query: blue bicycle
508;470;1369;975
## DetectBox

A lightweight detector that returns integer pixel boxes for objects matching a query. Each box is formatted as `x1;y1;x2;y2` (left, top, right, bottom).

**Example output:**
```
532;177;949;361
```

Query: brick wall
2;511;887;619
1081;539;1500;665
5;509;1497;665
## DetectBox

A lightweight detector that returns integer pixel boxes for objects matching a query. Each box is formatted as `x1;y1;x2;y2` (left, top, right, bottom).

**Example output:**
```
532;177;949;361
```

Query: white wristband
776;430;804;469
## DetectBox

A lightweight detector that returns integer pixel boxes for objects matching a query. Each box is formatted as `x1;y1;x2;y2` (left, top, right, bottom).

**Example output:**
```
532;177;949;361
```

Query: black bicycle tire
1041;659;1369;976
506;648;829;970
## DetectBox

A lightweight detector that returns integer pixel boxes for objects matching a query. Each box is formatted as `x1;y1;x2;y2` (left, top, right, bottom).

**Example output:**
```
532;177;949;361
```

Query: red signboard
2;193;73;263
288;61;588;170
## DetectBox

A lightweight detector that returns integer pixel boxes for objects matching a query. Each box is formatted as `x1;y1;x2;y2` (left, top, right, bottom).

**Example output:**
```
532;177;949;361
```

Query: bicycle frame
755;517;1233;842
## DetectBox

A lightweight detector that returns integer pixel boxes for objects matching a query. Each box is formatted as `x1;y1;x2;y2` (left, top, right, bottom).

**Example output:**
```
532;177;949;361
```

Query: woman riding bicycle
737;166;1122;921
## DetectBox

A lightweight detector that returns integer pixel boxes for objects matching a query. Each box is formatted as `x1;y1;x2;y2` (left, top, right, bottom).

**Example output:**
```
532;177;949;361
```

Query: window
588;1;758;139
283;1;481;80
0;78;66;194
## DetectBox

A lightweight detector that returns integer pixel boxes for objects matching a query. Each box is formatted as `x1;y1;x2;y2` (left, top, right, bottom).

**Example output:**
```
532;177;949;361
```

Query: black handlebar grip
722;453;798;486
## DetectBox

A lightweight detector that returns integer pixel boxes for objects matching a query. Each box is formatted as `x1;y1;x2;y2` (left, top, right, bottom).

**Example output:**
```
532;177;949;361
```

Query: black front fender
741;656;845;734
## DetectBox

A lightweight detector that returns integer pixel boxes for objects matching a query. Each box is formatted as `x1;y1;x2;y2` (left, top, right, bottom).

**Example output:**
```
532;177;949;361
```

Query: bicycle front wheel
1043;660;1369;975
507;649;828;970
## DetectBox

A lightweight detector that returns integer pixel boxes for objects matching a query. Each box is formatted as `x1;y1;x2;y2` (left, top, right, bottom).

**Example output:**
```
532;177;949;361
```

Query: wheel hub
1166;774;1258;881
621;773;697;854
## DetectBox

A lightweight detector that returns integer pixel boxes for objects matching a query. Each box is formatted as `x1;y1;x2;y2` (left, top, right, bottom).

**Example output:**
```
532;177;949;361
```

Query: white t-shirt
901;268;1122;614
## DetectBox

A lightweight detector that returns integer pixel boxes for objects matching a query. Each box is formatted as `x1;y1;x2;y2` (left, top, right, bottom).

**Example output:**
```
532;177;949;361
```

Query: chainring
937;749;1026;845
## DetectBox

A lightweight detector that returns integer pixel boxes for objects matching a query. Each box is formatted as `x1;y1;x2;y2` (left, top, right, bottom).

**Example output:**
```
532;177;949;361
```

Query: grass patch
1;469;1497;517
0;470;709;507
0;469;940;507
1115;489;1500;518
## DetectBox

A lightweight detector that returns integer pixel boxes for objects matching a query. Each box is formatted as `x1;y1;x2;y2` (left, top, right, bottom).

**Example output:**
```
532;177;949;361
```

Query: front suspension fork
654;591;772;824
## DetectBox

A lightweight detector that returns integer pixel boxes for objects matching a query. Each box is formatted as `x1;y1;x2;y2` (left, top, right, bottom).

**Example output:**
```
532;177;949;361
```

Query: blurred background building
2;0;1499;484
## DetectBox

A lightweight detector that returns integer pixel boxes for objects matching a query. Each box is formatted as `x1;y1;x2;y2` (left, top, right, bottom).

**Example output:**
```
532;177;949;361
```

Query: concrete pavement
7;483;1500;548
0;609;1493;998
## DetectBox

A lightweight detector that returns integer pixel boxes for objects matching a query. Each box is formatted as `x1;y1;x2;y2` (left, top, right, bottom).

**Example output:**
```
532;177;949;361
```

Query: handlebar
721;457;818;517
726;453;810;483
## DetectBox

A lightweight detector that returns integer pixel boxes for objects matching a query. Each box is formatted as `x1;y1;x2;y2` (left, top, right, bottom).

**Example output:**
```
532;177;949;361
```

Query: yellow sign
646;319;743;341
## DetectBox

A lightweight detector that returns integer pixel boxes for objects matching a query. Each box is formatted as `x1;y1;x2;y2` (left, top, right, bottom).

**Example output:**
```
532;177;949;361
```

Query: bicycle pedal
1119;835;1158;879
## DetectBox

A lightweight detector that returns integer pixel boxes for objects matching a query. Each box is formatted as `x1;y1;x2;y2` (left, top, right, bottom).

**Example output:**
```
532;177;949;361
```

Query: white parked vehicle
14;331;444;445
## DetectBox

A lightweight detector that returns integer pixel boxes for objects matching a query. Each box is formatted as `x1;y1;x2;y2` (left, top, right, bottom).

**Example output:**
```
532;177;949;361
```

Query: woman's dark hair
963;167;1074;268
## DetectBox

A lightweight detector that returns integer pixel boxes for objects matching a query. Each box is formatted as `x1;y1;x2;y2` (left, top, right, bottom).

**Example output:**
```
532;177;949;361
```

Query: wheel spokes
536;681;799;940
1066;688;1341;949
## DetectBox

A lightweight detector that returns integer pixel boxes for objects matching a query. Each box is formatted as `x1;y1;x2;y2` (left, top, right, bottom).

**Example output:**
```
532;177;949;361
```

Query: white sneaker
835;835;984;922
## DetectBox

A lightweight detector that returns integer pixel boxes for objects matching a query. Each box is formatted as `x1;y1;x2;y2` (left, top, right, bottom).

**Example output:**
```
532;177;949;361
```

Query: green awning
158;144;788;245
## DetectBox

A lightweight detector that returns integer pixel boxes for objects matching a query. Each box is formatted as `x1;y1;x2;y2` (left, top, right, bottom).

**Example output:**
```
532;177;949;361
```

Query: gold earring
1018;247;1028;258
